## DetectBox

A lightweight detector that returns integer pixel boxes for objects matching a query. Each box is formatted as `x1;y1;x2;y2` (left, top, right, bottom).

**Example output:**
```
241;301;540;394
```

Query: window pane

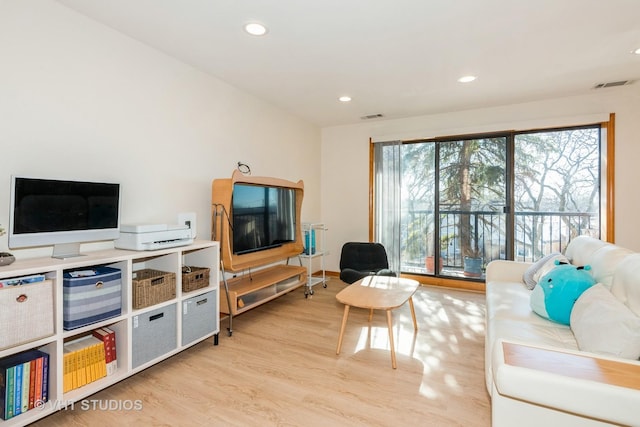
514;128;600;261
399;142;435;273
439;138;506;278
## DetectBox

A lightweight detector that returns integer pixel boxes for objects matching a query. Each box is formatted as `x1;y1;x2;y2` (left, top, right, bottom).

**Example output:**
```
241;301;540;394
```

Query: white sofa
485;236;640;427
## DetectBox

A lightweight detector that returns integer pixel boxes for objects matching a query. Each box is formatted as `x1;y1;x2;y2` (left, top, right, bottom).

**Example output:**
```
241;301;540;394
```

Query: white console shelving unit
0;240;219;426
299;223;327;297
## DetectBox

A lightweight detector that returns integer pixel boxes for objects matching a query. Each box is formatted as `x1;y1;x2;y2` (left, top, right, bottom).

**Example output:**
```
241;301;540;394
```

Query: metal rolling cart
299;222;328;297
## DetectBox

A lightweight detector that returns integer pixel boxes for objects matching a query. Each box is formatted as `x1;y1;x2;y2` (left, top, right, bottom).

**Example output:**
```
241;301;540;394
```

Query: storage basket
132;269;176;309
63;266;122;330
0;280;54;350
181;266;210;292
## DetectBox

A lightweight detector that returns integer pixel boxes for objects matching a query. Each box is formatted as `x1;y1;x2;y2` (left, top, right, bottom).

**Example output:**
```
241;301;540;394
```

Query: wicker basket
132;269;176;309
182;266;210;292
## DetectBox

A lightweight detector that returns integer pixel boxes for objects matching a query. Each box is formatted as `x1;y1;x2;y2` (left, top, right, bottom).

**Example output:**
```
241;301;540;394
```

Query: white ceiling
56;0;640;127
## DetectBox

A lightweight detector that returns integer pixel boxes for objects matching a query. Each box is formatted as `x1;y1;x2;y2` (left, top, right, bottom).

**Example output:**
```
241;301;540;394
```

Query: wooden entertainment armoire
211;171;307;334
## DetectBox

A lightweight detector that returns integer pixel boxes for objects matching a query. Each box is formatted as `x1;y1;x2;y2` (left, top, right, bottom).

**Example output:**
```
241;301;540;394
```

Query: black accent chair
339;242;395;284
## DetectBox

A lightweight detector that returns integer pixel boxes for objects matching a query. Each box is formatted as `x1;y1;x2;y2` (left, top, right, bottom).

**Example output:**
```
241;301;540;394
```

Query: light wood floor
33;278;491;427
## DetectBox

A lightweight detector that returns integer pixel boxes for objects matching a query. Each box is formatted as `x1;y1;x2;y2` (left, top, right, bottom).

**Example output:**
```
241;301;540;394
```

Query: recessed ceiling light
458;75;477;83
338;96;352;102
633;47;640;55
244;22;268;36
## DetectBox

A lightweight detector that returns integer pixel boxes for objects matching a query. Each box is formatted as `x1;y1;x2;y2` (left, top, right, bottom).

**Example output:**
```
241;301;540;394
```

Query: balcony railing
401;209;597;278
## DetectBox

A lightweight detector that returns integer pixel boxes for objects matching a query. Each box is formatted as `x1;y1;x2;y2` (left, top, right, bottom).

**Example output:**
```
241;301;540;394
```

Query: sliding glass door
373;124;603;281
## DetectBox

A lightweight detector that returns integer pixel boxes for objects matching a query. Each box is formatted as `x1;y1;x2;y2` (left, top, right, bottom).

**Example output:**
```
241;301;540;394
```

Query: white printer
114;223;194;251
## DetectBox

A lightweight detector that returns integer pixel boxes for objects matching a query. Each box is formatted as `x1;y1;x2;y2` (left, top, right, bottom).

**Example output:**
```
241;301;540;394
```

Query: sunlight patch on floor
444;373;462;391
419;382;440;399
353;324;417;355
354;325;391;352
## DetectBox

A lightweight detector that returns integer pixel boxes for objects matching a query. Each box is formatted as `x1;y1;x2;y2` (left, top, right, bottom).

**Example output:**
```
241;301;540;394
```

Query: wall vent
593;80;633;89
360;113;384;120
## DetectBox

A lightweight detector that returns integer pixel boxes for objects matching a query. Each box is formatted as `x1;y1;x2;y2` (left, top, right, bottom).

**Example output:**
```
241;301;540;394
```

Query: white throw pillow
570;283;640;360
522;252;569;290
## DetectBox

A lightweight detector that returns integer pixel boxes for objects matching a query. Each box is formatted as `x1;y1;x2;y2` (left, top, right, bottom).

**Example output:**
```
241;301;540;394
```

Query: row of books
0;349;49;421
63;327;117;393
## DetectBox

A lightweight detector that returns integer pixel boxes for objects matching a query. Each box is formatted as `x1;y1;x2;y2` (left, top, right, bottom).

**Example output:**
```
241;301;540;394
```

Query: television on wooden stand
8;176;121;259
212;171;304;272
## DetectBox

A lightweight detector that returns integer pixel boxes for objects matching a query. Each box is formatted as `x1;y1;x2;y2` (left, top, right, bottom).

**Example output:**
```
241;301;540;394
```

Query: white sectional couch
485;236;640;427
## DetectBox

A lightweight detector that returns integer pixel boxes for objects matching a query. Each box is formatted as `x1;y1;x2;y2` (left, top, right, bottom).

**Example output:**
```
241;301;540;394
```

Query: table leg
336;304;351;355
386;310;397;369
408;296;418;331
368;308;373;322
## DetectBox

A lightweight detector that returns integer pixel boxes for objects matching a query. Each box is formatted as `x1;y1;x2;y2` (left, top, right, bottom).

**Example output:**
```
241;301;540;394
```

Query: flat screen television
9;176;121;258
231;183;296;255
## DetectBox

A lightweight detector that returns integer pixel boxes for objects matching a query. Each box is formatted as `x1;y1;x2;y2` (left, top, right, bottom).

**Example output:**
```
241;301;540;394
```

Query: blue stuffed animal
530;262;596;325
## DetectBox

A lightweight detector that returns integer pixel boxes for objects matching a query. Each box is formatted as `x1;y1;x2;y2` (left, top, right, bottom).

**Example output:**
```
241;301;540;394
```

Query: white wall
0;0;321;258
4;1;639;270
321;86;640;272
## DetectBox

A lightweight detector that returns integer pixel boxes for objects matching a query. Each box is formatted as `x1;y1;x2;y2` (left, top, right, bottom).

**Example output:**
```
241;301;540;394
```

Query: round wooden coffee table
335;275;419;368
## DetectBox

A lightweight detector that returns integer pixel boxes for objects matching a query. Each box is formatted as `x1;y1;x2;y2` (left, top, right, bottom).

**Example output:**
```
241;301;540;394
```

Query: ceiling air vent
360;113;384;120
593;80;633;89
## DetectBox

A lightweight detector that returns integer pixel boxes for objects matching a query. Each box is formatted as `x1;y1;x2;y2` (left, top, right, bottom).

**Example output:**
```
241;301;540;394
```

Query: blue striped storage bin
63;266;122;330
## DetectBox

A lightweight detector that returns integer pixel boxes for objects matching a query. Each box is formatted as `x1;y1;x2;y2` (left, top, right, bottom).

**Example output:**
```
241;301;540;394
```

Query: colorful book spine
103;327;117;374
21;361;30;413
6;366;14;419
35;357;43;404
96;339;104;379
14;363;22;416
89;342;97;383
85;343;94;384
41;354;48;403
62;352;70;393
28;359;36;410
77;344;86;388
